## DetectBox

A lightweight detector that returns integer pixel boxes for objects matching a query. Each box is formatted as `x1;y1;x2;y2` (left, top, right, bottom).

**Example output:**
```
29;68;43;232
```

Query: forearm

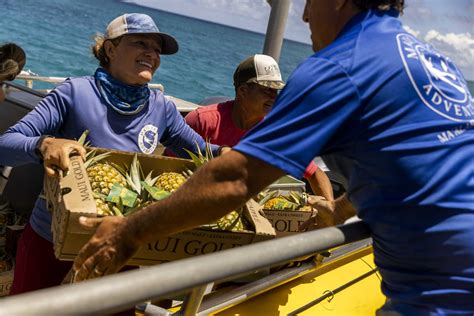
308;167;334;201
126;150;284;245
333;193;356;225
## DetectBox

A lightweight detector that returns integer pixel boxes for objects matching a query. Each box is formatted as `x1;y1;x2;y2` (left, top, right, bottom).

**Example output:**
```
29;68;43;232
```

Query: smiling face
105;34;162;86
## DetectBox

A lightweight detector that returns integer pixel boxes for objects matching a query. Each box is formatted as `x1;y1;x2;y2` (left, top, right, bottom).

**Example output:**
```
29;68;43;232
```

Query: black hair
353;0;405;13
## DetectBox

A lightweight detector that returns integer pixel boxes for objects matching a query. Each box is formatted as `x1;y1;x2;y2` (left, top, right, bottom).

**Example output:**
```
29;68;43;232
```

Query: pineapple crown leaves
289;191;308;206
143;171;159;187
183;148;206;168
204;140;214;159
183;169;194;179
110;162;128;178
142;181;171;201
84;151;111;169
125;154;143;195
183;141;215;168
111;204;124;217
77;129;91;147
259;191;301;211
257;190;278;206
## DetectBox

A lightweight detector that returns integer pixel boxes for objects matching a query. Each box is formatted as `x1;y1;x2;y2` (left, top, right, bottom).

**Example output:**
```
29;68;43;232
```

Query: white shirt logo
397;33;473;123
138;124;158;154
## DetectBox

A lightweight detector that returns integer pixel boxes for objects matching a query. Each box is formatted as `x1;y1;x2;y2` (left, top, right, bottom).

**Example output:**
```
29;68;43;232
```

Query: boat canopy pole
0;221;370;315
263;0;291;61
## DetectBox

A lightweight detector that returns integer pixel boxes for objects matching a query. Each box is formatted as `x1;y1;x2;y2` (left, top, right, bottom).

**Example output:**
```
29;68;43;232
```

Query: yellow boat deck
213;247;385;315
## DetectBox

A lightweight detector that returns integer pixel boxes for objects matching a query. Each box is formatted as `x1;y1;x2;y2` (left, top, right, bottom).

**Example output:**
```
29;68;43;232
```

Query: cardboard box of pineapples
257;176;316;237
45;146;275;265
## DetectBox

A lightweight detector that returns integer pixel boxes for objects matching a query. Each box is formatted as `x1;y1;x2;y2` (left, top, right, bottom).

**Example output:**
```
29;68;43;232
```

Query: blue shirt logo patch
397;33;473;123
138;124;158;154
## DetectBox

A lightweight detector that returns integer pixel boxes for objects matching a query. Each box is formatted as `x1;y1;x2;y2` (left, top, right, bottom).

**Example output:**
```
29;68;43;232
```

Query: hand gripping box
44;149;275;265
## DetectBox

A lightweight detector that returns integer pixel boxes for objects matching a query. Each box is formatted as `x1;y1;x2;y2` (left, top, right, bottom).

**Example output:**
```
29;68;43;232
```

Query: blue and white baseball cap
105;13;179;55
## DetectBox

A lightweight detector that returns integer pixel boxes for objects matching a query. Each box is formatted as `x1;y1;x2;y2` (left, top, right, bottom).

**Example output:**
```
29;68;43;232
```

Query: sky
126;0;473;80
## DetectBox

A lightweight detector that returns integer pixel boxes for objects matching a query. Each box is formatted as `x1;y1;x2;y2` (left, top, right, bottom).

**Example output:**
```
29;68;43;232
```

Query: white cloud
424;30;474;80
403;25;420;38
425;31;474;52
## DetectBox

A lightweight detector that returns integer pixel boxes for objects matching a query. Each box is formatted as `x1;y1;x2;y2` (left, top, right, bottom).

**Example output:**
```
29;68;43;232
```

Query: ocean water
0;0;313;103
0;0;472;103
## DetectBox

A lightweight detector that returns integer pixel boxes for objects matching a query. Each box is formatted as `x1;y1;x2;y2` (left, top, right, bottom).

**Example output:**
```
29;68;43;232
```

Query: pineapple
215;210;245;231
82;151;130;217
78;131;143;217
78;131;125;196
87;162;128;196
154;172;187;192
258;190;310;211
93;193;115;216
263;196;297;210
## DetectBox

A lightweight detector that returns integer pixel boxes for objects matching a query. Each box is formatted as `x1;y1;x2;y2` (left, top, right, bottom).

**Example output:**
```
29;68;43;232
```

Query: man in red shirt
185;54;334;203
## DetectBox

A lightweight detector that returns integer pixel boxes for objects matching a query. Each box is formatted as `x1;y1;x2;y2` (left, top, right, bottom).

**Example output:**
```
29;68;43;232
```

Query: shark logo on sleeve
397;33;473;123
138;124;159;154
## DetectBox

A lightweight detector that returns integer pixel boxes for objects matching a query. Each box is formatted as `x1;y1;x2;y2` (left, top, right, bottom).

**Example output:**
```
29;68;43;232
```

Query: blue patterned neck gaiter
94;68;150;115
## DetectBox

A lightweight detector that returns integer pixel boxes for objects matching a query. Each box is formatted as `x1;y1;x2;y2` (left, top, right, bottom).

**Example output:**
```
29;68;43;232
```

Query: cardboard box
45;149;275;265
262;208;314;237
265;175;306;194
260;175;313;237
0;269;13;297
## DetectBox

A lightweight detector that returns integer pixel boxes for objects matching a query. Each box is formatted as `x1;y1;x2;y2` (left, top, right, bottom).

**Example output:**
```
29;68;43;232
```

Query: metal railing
6;75;200;114
0;221;371;315
15;73;165;92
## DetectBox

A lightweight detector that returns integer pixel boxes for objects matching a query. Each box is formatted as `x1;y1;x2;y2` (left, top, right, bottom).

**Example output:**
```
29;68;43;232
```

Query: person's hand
299;195;336;231
73;216;140;281
39;137;86;177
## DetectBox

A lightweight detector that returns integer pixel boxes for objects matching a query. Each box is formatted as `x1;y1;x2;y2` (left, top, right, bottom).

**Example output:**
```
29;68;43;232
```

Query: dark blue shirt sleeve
0;82;71;166
234;57;361;178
